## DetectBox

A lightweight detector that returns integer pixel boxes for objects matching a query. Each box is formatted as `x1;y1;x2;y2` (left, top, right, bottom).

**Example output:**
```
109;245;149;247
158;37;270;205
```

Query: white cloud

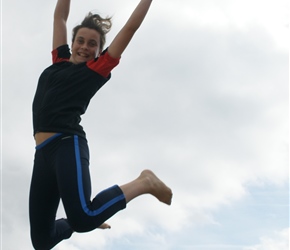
244;228;289;250
154;0;289;50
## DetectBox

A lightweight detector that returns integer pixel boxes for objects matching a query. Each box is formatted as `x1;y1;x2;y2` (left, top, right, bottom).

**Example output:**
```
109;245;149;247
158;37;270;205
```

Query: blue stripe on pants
73;135;126;216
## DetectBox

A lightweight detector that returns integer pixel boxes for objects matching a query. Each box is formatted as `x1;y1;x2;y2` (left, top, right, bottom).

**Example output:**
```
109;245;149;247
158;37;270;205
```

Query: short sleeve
86;48;120;78
52;44;71;64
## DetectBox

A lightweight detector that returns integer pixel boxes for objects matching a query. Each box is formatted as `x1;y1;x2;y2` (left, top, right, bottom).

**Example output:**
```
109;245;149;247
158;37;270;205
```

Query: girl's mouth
77;52;89;58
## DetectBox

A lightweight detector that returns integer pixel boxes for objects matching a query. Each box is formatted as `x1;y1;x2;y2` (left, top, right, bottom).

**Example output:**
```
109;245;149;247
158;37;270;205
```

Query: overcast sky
1;0;289;249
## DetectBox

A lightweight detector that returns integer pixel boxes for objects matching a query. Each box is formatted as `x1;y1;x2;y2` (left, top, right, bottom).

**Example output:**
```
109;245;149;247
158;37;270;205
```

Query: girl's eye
77;39;84;44
89;42;97;47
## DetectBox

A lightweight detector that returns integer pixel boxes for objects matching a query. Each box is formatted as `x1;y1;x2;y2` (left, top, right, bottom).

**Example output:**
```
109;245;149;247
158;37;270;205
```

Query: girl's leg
56;135;127;232
57;135;172;234
120;169;173;205
29;143;73;250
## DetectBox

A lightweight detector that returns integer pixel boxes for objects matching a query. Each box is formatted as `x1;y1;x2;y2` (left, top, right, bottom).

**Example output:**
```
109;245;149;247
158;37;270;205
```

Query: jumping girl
29;0;173;249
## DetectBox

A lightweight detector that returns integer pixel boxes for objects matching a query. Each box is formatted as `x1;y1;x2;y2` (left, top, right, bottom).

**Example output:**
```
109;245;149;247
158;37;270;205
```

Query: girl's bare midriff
34;132;58;146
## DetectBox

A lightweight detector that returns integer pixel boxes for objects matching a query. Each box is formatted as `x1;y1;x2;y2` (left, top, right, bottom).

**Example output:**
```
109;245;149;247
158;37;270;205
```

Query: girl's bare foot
140;169;173;205
120;169;173;205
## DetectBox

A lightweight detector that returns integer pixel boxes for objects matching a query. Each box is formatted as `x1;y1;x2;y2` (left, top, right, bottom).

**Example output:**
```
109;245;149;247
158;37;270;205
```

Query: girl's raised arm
108;0;153;58
53;0;71;50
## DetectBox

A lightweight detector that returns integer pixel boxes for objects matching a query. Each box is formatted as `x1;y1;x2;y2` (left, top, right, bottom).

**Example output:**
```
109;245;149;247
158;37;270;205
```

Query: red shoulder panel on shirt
52;49;70;64
86;50;120;78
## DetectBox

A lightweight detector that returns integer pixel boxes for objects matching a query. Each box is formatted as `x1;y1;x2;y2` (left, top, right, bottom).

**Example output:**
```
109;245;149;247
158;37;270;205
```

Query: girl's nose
81;43;88;50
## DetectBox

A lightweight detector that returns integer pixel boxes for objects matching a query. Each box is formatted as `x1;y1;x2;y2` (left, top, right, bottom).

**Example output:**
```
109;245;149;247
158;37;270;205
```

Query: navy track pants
29;134;126;250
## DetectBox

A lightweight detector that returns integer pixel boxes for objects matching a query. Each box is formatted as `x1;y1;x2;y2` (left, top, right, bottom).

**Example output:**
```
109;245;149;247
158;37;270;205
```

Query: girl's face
70;27;101;64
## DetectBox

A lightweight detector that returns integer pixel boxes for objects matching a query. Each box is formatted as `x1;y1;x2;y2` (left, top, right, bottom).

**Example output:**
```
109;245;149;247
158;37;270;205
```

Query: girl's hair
72;12;112;52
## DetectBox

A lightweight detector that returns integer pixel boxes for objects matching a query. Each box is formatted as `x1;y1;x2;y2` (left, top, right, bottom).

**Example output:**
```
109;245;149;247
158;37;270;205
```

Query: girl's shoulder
52;44;71;64
86;48;120;78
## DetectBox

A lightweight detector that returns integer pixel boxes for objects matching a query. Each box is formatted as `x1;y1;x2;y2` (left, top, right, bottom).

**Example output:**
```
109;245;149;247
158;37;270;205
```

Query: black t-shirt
33;45;119;138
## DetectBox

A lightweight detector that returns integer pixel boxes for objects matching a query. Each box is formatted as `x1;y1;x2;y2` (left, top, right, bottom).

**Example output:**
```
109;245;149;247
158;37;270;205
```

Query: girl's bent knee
31;236;51;250
68;216;102;233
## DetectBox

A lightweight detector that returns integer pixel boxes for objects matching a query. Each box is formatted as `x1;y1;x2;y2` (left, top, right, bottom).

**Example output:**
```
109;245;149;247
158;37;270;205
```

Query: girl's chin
71;56;92;64
77;56;90;62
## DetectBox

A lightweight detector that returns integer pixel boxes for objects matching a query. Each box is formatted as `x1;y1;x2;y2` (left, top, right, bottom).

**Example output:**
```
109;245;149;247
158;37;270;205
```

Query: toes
98;223;111;229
